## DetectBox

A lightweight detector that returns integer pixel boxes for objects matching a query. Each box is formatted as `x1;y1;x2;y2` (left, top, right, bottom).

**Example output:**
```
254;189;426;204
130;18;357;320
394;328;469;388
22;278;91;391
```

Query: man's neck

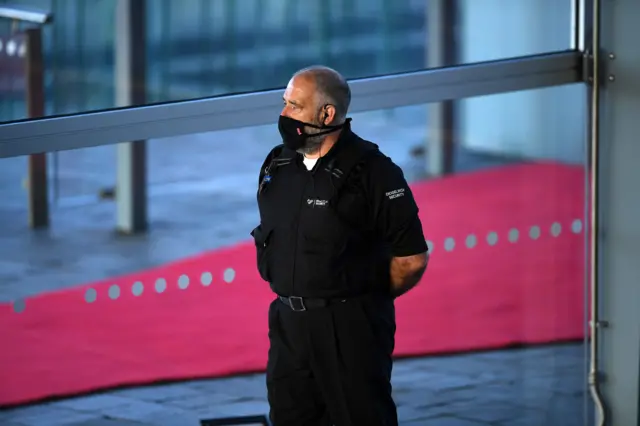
304;130;342;159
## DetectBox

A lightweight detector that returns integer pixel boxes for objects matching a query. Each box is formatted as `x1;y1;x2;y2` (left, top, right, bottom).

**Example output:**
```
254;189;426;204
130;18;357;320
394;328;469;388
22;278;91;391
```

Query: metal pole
115;0;148;234
571;0;581;51
24;27;49;229
425;0;457;177
587;0;608;422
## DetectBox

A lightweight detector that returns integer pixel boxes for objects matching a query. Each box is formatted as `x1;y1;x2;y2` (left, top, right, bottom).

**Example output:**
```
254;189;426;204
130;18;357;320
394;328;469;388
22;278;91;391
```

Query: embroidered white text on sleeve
385;188;405;200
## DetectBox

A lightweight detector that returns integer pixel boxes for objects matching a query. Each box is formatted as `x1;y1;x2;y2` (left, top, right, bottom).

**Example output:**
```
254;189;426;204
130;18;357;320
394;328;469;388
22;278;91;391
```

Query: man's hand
389;252;429;298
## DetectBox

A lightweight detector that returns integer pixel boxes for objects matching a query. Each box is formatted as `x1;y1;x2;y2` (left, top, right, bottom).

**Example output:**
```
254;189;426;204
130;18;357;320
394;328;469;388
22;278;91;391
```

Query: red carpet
0;163;586;407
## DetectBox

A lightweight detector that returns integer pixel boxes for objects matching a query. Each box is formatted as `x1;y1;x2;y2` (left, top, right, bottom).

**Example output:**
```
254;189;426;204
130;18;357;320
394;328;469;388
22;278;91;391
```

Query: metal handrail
0;4;52;25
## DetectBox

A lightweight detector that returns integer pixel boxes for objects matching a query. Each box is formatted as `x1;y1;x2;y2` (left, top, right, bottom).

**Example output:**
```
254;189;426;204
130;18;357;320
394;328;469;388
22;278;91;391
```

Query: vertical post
594;0;640;423
425;0;457;176
115;0;147;234
158;0;171;101
379;0;393;75
224;0;237;92
199;0;211;93
315;0;330;66
24;27;49;229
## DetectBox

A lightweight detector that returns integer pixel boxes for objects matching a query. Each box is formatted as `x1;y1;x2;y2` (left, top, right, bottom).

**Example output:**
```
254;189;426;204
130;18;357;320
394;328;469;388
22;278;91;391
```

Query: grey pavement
0;343;589;425
0;106;591;424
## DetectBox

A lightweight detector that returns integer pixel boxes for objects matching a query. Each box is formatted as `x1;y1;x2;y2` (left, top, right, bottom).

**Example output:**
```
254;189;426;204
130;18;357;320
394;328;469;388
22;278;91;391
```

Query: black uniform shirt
253;126;428;298
358;152;428;258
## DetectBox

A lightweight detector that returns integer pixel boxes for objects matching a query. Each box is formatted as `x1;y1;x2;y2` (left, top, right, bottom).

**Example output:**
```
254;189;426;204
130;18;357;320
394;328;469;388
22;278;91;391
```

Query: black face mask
278;115;349;152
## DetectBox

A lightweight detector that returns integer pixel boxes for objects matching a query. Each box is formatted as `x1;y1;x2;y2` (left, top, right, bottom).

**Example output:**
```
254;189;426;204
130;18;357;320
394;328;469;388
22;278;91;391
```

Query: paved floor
0;343;589;426
0;106;591;424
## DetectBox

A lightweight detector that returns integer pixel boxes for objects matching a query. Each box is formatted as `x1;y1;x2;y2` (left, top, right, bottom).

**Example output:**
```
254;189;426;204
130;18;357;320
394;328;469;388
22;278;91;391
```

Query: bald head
293;66;351;123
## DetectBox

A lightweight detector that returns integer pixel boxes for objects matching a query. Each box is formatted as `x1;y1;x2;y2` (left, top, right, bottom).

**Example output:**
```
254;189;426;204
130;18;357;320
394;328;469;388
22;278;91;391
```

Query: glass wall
0;0;575;123
0;84;590;425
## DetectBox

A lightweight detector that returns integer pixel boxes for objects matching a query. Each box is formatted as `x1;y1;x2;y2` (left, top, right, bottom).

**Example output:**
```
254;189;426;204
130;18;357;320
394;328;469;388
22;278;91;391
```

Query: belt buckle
289;296;306;312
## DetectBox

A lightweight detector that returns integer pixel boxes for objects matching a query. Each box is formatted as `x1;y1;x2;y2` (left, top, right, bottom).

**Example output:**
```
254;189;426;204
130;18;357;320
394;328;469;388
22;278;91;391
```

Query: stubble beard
297;120;327;156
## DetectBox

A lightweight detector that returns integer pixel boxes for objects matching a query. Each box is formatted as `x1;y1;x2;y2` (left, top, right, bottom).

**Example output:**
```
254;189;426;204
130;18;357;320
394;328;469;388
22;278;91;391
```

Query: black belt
277;295;347;312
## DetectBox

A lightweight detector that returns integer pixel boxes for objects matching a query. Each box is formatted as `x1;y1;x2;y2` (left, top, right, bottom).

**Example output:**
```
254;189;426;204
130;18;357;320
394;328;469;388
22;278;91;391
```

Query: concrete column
425;0;457;176
595;0;640;424
24;27;49;228
115;0;148;234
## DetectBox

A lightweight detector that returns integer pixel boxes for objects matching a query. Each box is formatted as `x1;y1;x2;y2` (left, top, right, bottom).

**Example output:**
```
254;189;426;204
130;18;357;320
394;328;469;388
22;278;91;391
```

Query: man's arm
365;155;430;298
390;247;429;298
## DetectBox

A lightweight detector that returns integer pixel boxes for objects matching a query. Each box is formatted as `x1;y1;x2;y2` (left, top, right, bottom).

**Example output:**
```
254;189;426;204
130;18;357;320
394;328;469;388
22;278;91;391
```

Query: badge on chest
307;198;329;208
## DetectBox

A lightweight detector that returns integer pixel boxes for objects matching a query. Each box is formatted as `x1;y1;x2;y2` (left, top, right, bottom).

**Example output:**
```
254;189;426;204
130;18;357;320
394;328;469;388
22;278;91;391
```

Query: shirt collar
316;118;354;163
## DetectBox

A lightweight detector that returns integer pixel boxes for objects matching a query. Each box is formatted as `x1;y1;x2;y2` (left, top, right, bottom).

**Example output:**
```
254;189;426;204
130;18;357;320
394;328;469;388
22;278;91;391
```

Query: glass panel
0;85;589;426
0;0;573;123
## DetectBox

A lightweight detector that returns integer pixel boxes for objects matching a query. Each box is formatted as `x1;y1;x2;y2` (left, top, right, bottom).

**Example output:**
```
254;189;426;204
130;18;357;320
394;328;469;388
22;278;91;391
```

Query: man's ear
322;104;337;125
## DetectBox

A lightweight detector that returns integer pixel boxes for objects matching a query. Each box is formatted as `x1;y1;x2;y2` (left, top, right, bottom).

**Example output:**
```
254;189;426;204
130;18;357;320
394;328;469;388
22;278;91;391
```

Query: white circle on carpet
572;219;583;234
223;268;235;283
178;274;190;290
529;226;541;240
201;272;213;286
487;232;498;246
85;288;97;303
465;234;477;249
155;278;167;293
132;281;144;296
444;237;455;252
12;299;25;313
108;285;120;300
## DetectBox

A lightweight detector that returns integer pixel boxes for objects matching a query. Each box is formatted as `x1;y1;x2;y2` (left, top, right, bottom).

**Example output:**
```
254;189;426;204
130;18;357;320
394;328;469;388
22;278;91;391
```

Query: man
251;65;429;426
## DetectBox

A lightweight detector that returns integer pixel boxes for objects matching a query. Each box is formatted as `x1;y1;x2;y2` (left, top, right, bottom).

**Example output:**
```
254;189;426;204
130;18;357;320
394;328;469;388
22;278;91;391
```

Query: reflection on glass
0;85;589;425
0;0;573;123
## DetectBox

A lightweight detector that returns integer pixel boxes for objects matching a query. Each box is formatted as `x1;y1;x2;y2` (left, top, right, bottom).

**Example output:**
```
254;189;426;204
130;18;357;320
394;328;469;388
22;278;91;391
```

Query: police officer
252;66;429;426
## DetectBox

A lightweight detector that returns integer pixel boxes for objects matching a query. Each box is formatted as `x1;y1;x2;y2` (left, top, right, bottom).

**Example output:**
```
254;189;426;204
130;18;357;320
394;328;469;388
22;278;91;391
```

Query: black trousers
266;294;398;426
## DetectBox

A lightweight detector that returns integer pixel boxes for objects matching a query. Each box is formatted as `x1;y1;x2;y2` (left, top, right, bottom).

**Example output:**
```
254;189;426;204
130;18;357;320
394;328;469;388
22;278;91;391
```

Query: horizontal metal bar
0;5;52;25
0;50;584;159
